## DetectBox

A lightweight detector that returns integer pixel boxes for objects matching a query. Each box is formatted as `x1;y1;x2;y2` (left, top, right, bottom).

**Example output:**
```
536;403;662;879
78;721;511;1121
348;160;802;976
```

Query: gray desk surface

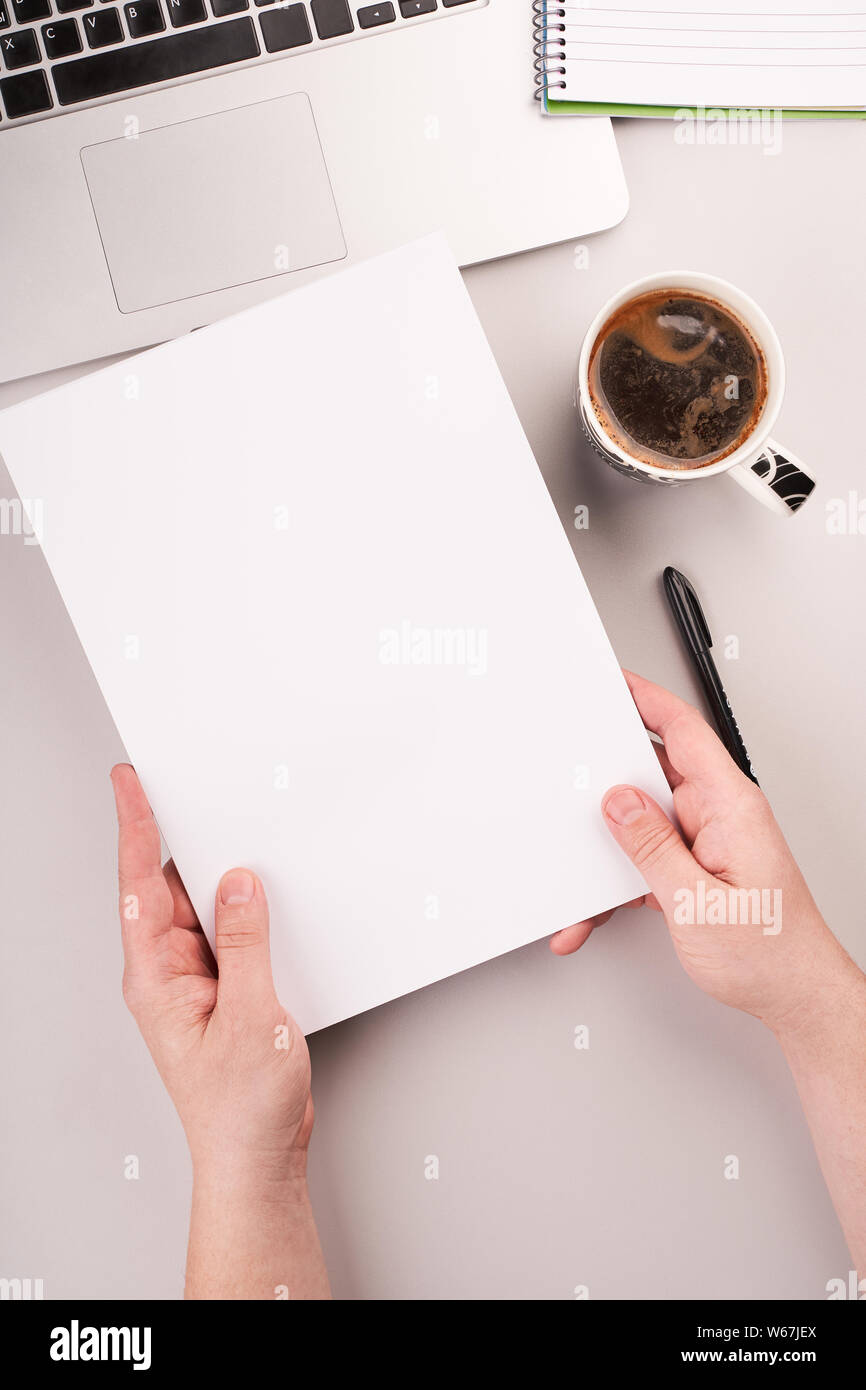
1;118;863;1300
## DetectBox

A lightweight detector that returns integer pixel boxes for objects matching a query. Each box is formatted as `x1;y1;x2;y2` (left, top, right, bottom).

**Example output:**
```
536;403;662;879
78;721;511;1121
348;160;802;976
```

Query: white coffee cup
576;271;815;516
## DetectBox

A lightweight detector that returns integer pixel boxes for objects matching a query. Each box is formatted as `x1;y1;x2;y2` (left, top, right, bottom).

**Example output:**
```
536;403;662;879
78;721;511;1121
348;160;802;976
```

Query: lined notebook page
551;2;866;108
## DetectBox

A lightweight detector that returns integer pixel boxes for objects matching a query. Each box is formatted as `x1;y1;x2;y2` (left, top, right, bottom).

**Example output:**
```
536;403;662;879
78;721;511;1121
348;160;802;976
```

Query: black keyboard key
57;0;93;10
1;63;51;113
42;15;82;53
259;1;309;50
2;26;39;66
310;0;350;40
0;2;11;26
166;0;204;25
13;0;50;21
83;5;122;41
52;15;258;102
124;0;164;33
210;0;245;11
442;0;472;5
399;0;435;14
357;2;392;27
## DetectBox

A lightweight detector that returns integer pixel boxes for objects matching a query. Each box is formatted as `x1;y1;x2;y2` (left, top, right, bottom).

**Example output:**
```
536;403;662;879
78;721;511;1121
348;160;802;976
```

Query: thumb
213;868;275;1008
601;786;701;915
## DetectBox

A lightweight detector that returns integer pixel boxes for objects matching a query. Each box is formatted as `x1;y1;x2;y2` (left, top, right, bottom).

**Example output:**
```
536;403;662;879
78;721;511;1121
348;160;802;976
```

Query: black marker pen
663;566;758;786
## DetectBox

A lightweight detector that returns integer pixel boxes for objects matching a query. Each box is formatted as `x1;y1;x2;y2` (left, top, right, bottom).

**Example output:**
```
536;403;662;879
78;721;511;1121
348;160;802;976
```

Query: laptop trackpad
81;94;346;314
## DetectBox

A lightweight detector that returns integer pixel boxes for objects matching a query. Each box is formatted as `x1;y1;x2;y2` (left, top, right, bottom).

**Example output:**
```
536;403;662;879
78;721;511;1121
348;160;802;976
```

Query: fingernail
604;789;647;826
220;869;255;905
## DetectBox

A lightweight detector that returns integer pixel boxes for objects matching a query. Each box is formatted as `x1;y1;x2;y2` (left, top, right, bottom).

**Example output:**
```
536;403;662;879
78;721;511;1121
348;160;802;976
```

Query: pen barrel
695;653;758;785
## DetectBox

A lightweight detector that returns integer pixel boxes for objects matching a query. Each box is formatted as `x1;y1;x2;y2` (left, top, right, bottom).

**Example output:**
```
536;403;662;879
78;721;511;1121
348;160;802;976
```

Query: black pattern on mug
750;447;816;513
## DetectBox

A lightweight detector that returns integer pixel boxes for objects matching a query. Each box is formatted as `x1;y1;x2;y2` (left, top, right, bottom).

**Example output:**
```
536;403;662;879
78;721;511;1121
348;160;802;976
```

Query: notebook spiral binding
533;0;567;102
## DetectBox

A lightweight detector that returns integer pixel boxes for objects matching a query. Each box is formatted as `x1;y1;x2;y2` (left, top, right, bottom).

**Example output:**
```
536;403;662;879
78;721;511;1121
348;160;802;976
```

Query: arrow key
398;0;435;14
358;1;393;25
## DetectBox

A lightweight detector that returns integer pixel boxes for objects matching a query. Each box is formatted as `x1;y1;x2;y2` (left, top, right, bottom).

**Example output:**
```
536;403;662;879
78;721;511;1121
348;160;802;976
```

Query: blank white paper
0;236;670;1034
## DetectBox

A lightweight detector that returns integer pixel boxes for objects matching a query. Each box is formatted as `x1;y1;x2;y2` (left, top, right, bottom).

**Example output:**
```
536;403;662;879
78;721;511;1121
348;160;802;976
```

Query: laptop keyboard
0;0;479;124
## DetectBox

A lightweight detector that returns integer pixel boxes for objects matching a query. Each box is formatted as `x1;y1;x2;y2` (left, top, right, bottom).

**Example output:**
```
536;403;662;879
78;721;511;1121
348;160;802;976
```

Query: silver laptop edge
0;1;628;384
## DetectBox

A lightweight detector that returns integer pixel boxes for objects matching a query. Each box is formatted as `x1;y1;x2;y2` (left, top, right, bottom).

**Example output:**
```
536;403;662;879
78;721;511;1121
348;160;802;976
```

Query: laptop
0;0;628;385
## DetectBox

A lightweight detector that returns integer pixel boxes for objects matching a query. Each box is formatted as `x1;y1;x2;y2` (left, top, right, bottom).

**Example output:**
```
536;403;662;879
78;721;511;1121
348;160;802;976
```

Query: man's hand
551;671;854;1037
111;764;329;1299
551;670;866;1270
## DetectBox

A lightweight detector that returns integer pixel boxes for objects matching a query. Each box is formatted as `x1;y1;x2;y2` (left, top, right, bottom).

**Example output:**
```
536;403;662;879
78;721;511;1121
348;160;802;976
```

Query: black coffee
588;288;767;469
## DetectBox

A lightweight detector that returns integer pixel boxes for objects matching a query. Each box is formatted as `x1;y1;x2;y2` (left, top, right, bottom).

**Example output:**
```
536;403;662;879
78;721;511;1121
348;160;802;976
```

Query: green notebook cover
544;98;866;120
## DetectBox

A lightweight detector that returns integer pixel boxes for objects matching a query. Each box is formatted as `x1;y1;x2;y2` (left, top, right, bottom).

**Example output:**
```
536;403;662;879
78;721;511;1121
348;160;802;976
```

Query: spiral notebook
535;1;866;118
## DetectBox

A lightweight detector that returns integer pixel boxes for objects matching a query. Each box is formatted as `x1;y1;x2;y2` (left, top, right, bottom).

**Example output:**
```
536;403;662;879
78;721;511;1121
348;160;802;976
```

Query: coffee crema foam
588;289;768;470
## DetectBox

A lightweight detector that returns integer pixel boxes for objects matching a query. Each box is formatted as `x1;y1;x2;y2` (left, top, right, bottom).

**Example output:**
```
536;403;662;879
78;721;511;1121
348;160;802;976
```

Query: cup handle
728;439;816;517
